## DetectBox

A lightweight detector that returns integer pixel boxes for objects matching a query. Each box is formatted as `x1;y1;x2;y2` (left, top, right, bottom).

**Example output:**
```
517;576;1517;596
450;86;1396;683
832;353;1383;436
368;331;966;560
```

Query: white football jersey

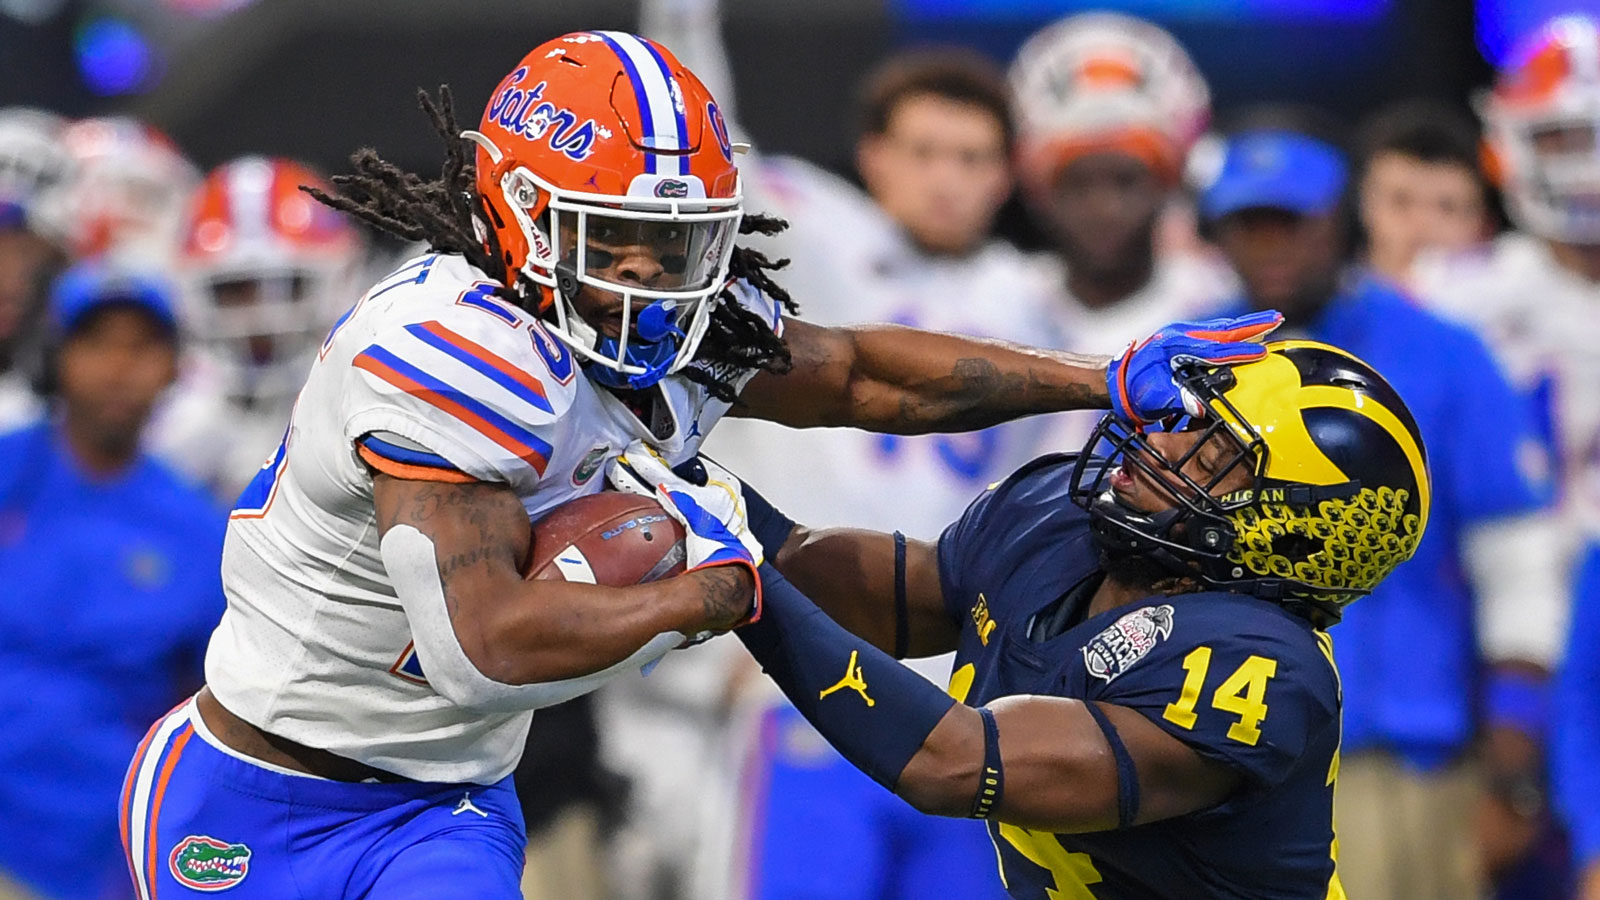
148;357;299;503
205;252;781;784
1413;232;1600;534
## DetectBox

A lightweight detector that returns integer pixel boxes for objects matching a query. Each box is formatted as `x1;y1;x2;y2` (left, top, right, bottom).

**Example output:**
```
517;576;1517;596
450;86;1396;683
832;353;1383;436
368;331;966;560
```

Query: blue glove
1107;310;1283;428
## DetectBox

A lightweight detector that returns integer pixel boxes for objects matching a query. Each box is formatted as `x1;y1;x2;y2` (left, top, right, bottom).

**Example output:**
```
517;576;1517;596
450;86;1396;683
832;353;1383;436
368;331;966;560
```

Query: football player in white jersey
1417;15;1600;540
0;108;69;432
119;32;1281;900
1411;17;1600;885
1009;13;1237;453
152;157;368;501
31;116;198;268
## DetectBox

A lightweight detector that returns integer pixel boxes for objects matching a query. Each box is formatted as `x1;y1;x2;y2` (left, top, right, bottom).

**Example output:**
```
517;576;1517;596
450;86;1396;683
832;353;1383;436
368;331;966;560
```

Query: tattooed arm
372;474;752;687
733;318;1109;433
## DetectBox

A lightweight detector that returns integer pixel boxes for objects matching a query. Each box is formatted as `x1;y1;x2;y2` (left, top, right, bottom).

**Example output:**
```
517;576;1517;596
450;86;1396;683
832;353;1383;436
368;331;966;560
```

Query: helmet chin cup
635;300;684;343
582;340;678;390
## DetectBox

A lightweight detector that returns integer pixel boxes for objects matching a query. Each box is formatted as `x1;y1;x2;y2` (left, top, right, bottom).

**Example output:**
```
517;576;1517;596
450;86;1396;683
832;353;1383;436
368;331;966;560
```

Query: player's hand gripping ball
1108;310;1284;429
525;492;687;586
607;439;764;622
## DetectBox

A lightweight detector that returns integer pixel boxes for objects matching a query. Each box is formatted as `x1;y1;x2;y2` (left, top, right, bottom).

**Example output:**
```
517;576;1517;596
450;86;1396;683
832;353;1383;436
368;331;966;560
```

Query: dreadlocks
305;86;798;402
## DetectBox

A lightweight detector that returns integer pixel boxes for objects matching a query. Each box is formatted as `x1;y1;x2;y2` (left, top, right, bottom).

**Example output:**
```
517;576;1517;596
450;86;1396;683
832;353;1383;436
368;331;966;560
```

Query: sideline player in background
152;157;368;500
0;264;222;900
120;32;1279;900
622;338;1427;899
1354;99;1493;290
31;117;197;269
1404;15;1600;897
1202;123;1563;900
0;108;68;431
1008;12;1236;448
646;0;1057;535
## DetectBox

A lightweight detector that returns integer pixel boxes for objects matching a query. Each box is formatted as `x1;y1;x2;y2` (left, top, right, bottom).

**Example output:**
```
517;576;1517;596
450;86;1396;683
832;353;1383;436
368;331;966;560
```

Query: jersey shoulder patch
339;254;578;489
1081;592;1340;790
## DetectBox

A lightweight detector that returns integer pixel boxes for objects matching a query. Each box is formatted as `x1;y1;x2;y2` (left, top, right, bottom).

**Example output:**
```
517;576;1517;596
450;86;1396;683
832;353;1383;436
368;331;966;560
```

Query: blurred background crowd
1;1;1599;899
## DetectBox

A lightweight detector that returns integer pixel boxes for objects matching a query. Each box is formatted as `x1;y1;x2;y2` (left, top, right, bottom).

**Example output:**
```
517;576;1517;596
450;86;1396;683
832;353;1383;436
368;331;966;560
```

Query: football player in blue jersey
617;339;1428;899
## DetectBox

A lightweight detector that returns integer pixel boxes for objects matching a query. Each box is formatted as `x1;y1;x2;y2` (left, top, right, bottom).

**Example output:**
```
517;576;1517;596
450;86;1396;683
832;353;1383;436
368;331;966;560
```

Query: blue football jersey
937;455;1345;900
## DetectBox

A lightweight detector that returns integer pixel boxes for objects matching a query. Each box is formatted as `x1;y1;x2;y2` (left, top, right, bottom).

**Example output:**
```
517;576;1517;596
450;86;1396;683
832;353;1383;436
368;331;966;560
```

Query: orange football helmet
180;156;362;404
1482;15;1600;242
1010;12;1210;192
33;116;199;262
463;31;743;389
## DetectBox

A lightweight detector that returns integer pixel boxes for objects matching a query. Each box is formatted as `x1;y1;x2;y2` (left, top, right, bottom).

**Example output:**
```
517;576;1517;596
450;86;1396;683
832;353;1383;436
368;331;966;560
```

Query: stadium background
0;1;1597;900
0;0;1552;174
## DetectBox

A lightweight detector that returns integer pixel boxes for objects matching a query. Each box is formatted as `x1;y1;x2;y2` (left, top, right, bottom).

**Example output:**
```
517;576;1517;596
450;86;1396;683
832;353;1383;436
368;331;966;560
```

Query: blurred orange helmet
1009;12;1210;193
180;156;362;404
1482;15;1600;242
463;31;743;388
35;116;199;262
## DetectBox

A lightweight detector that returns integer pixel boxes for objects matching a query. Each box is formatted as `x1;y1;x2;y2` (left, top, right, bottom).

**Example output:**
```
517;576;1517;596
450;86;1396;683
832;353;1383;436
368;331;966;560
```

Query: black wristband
893;531;909;659
1084;701;1140;828
971;706;1004;819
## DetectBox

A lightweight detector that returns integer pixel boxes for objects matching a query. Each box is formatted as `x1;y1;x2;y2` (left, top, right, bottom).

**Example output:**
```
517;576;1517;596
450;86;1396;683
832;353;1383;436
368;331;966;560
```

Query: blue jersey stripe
358;434;457;470
355;345;554;466
402;322;555;414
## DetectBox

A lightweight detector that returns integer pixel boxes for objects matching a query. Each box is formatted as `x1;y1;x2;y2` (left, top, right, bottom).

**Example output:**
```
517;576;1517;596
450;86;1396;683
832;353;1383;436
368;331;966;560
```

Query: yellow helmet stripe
1210;353;1351;487
1299;385;1431;534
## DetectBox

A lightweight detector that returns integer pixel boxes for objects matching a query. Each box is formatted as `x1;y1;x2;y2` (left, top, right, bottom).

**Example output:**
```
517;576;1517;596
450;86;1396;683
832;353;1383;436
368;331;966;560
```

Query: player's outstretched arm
732;312;1283;434
372;473;752;706
682;455;959;658
735;318;1109;433
770;525;958;658
738;564;1241;831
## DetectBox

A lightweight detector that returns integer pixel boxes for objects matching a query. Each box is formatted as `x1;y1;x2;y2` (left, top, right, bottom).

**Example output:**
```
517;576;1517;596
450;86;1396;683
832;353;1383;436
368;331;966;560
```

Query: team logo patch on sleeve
169;835;251;891
1083;605;1175;683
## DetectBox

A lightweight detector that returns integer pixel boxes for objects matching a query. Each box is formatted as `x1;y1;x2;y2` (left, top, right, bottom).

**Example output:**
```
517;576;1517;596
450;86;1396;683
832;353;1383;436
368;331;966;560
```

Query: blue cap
50;262;179;336
1199;130;1348;221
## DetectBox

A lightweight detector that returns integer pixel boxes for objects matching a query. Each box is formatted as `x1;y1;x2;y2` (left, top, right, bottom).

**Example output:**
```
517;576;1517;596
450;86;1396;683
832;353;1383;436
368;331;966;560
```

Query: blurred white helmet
0;108;69;232
1482;15;1600;243
179;156;363;406
34;116;199;263
1009;12;1210;192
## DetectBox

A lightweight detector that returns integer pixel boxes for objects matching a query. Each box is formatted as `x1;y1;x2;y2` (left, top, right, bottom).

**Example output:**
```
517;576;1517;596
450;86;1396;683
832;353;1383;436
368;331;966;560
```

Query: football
525;491;687;586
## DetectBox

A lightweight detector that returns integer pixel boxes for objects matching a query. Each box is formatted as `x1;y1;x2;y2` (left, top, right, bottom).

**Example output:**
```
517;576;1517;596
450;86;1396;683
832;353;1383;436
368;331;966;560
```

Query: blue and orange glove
608;441;763;624
1107;310;1284;429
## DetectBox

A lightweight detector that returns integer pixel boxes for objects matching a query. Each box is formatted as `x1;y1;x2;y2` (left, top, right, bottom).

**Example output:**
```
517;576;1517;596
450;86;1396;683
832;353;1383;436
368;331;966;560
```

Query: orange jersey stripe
357;444;477;483
416;320;550;405
352;354;550;476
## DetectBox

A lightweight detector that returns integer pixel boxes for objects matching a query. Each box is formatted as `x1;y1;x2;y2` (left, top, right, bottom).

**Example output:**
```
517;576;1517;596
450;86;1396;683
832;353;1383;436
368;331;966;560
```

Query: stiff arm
741;491;1240;830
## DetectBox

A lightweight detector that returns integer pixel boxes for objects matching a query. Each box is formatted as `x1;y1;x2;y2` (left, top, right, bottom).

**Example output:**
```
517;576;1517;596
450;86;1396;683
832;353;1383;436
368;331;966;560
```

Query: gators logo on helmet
1069;340;1429;624
462;31;743;392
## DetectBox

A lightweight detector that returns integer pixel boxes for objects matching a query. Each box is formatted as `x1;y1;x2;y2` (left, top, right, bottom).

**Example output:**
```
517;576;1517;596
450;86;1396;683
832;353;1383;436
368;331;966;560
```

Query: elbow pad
1465;512;1572;669
380;524;685;713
